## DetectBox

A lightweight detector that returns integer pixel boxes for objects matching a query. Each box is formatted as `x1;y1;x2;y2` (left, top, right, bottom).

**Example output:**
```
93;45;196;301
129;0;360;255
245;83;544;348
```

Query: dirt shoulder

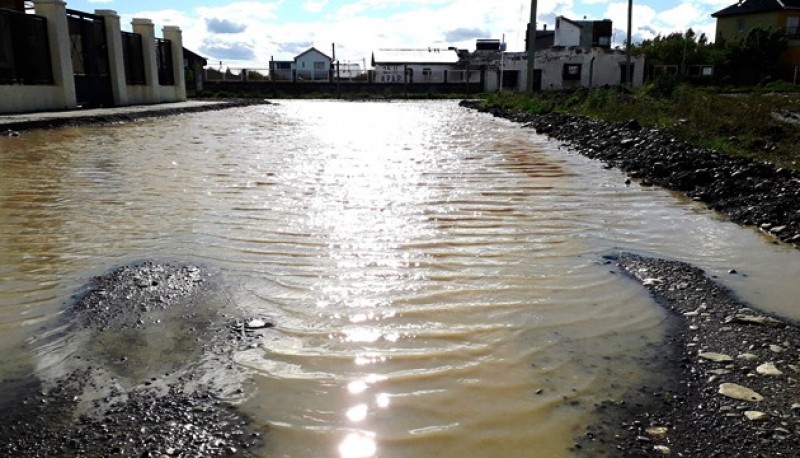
578;254;800;457
460;100;800;249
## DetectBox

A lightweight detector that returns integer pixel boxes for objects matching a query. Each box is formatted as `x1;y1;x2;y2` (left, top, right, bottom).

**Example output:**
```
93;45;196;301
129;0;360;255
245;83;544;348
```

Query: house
183;47;207;93
712;0;800;72
371;48;478;84
268;59;293;81
553;16;613;48
477;16;643;92
267;48;332;81
294;47;331;81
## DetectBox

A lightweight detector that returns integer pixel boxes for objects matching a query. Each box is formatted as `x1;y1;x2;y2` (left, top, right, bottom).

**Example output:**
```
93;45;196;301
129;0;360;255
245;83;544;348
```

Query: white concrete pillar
163;25;186;101
132;18;158;103
33;0;76;109
96;9;128;106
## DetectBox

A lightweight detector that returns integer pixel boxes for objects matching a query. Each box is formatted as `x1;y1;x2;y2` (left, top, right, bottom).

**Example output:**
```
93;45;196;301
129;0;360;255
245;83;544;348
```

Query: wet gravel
460;100;800;249
576;254;800;457
0;262;272;457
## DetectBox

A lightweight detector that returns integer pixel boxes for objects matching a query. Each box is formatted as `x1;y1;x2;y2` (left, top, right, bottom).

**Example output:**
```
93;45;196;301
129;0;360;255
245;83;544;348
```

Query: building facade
713;0;800;74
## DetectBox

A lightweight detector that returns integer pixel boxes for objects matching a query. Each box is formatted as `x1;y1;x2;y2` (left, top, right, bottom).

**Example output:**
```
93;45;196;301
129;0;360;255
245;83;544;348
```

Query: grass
480;84;800;171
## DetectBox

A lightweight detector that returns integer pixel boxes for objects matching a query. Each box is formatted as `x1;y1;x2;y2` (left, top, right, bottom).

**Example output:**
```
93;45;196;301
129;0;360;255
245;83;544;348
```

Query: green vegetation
481;85;800;170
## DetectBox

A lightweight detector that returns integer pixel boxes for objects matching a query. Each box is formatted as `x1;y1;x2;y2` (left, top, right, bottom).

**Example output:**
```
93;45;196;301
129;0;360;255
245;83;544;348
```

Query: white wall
554;17;582;48
483;49;645;92
373;63;475;83
295;49;330;81
0;86;67;113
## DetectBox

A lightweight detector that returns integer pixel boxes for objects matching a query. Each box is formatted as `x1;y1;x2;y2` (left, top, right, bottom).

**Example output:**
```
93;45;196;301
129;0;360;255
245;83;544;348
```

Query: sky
67;0;737;68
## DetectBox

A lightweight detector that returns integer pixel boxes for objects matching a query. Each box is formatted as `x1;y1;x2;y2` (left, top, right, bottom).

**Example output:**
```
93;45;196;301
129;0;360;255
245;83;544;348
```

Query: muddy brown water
1;101;798;457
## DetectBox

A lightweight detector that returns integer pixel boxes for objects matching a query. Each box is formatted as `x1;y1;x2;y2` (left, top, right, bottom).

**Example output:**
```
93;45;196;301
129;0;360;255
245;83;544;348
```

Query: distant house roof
183;48;207;67
557;16;585;28
372;48;460;65
712;0;800;17
295;47;332;61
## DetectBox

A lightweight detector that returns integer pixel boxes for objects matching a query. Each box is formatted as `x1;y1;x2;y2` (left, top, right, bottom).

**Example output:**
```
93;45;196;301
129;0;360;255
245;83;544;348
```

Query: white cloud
117;0;727;68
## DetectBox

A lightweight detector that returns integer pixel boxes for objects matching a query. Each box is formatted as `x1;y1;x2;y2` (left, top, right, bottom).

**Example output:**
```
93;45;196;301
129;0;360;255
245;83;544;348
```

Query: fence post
162;25;186;101
33;0;76;109
132;18;159;103
96;9;128;106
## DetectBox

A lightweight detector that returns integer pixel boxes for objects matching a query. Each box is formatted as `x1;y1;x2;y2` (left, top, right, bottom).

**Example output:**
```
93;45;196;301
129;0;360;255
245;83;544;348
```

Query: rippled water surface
1;101;799;457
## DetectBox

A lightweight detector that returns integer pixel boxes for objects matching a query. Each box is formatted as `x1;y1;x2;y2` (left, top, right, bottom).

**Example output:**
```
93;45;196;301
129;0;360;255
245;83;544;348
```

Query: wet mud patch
576;253;800;457
0;261;272;457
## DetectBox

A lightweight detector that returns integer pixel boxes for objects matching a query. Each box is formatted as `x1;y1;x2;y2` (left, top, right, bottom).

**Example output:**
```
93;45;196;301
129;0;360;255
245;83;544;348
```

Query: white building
294;47;331;81
478;15;643;92
371;48;479;84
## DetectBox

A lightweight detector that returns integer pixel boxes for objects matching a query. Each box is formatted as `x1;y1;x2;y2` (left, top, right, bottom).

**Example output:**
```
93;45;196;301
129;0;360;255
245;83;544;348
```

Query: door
68;9;113;108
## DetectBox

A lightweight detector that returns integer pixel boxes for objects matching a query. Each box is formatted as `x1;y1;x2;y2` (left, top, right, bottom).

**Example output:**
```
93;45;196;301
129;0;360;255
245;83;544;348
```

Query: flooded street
1;100;798;457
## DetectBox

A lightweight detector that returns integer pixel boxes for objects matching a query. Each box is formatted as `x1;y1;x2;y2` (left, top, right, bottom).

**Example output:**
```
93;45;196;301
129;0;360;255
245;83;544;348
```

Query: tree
719;27;789;84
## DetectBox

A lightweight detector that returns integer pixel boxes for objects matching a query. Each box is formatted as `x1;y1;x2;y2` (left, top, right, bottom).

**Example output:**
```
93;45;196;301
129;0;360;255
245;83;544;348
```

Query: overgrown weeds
481;85;800;170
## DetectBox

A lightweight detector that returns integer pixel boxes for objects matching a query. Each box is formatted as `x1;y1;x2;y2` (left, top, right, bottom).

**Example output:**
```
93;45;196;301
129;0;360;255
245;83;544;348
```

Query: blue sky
67;0;735;67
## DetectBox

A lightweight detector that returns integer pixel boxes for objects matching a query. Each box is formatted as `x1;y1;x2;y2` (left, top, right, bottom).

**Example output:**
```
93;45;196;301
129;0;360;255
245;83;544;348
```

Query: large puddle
0;101;798;457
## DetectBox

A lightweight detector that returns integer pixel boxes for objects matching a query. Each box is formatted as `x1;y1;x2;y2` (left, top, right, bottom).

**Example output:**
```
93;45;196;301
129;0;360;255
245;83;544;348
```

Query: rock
699;352;733;363
645;426;669;440
744;411;768;421
726;314;782;327
653;445;672;455
756;362;783;376
769;344;785;353
245;319;273;330
718;383;764;402
737;353;759;361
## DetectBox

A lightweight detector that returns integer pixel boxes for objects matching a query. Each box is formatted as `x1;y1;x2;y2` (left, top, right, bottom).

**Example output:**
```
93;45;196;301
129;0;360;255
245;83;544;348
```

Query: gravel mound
0;262;271;457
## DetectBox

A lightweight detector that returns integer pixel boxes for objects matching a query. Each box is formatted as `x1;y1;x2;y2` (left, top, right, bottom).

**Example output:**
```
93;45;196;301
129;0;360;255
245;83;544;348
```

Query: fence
156;38;174;86
0;8;53;85
122;31;145;85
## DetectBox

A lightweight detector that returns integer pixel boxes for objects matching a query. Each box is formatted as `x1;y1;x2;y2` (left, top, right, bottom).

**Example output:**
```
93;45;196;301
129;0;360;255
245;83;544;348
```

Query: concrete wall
0;2;186;114
483;49;645;92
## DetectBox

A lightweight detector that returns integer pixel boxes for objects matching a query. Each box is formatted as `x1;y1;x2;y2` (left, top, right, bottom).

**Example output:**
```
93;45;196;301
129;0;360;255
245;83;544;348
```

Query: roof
182;48;207;66
372;49;460;65
295;47;332;61
557;16;584;29
712;0;800;17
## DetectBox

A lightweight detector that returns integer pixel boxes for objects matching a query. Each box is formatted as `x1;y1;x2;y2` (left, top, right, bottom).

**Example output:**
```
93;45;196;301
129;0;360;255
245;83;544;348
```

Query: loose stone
654;445;672;455
718;383;764;402
645;426;669;439
744;411;769;421
756;362;783;377
699;352;733;363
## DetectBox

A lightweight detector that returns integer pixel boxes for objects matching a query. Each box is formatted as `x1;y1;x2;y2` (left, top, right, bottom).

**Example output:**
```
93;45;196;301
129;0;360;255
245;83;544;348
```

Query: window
737;18;746;33
788;16;799;38
314;61;326;70
562;63;582;81
422;68;432;81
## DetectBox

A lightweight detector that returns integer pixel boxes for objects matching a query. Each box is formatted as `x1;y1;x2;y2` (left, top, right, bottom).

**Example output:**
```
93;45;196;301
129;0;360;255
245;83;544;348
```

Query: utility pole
626;0;633;85
526;0;538;92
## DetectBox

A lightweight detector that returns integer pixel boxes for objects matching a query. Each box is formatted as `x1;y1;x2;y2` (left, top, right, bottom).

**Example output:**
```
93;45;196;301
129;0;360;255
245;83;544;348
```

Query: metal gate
67;9;113;108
